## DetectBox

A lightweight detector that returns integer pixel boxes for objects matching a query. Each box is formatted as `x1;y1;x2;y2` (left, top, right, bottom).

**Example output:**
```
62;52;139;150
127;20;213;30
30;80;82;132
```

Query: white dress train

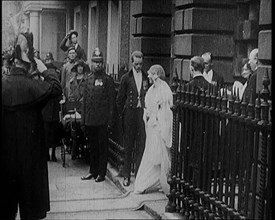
134;79;173;195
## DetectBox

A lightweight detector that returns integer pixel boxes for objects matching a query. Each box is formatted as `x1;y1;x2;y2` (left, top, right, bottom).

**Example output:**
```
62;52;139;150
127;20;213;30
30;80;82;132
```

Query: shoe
51;154;57;162
95;176;105;182
123;177;130;187
81;173;97;180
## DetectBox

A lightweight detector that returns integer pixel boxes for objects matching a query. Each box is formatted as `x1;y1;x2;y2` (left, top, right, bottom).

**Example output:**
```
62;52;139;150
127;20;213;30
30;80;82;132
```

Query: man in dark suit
116;51;149;187
60;30;87;61
201;52;224;87
242;48;259;102
2;31;62;219
186;56;211;186
81;48;115;182
187;56;211;92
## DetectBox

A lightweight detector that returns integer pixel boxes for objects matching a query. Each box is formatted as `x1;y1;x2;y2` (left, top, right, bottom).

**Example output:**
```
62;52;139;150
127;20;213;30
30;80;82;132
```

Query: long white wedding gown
134;79;173;195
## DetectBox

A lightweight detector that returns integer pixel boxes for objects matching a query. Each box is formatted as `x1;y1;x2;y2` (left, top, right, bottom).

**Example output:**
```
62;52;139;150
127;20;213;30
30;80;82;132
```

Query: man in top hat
60;30;87;61
81;48;115;182
1;31;62;219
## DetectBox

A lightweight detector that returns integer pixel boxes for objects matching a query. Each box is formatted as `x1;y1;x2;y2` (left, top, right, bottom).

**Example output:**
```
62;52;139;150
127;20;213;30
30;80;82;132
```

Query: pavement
40;147;169;219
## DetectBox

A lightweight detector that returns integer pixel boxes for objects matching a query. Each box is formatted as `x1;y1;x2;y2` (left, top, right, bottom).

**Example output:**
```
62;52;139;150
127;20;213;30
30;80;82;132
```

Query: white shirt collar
203;69;213;83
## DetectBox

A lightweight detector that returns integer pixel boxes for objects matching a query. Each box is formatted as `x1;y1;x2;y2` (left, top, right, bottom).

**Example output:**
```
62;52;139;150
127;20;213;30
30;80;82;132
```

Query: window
87;1;98;65
106;0;120;76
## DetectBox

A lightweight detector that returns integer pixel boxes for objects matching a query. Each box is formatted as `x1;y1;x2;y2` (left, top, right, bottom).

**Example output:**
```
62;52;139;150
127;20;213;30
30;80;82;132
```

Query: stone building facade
2;0;271;91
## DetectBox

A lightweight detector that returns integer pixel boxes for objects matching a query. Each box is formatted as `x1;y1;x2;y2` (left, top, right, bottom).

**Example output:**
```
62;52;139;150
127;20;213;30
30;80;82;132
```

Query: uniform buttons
130;91;133;93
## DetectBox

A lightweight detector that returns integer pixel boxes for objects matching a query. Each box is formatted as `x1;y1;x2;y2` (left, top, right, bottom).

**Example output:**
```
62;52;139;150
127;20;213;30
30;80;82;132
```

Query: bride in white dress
134;64;173;195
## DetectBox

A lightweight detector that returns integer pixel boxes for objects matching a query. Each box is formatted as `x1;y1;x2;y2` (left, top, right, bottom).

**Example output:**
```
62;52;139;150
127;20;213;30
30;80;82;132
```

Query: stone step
49;190;167;213
46;209;153;219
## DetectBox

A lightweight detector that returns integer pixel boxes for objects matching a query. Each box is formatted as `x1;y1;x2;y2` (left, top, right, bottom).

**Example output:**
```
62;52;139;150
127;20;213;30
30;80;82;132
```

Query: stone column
257;0;272;93
29;10;40;50
23;13;30;32
130;0;171;77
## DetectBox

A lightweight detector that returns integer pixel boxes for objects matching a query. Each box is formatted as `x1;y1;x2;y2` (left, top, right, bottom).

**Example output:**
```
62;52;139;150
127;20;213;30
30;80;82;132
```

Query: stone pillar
29;10;40;50
24;13;30;32
130;0;171;78
172;0;236;83
256;0;272;93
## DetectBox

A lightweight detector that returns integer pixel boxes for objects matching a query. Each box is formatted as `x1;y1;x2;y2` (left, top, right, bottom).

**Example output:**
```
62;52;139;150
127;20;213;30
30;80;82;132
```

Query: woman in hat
1;31;62;219
68;60;90;102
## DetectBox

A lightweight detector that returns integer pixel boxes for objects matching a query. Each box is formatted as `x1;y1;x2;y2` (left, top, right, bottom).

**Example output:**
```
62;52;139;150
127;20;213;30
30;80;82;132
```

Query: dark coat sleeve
107;76;116;127
60;37;69;52
42;69;62;97
213;71;225;87
116;74;127;117
81;80;88;126
41;69;62;121
79;47;87;62
243;71;257;102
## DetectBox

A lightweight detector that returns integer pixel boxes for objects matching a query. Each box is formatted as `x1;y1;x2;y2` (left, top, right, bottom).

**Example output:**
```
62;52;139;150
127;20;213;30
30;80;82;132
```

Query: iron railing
165;70;272;219
107;64;128;175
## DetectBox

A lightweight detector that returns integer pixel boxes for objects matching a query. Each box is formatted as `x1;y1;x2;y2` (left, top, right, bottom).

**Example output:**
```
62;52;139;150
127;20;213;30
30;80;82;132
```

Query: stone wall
2;1;25;51
130;0;172;78
257;0;272;94
172;0;236;83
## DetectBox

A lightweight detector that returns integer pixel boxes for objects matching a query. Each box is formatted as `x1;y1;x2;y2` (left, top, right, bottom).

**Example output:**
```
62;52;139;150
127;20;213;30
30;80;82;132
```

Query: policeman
81;48;115;182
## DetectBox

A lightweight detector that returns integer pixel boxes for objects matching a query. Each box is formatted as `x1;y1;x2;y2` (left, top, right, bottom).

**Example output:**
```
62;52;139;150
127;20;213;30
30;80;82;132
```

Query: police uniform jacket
116;69;149;116
81;71;115;127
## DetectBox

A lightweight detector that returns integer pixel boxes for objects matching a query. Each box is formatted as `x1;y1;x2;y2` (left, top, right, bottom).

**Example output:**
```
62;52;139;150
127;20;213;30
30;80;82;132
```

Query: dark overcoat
242;71;257;102
1;67;62;219
42;67;62;122
186;75;211;174
212;70;225;87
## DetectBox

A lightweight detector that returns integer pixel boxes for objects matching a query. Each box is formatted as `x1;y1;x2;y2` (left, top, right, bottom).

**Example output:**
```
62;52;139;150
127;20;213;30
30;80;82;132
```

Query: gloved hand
66;32;71;39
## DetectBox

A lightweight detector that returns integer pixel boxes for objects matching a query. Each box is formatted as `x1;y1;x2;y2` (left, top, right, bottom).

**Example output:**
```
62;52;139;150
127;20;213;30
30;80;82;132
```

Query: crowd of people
1;29;260;219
